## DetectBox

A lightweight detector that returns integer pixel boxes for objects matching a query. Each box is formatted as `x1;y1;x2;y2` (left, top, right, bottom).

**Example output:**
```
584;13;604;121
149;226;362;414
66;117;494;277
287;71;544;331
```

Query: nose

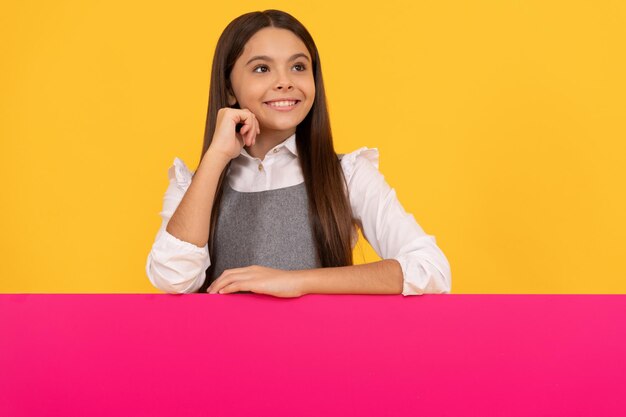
274;69;294;91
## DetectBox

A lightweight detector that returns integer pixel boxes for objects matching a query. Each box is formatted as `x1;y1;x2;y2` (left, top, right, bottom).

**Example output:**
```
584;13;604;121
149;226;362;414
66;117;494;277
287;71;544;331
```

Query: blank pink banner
1;294;624;416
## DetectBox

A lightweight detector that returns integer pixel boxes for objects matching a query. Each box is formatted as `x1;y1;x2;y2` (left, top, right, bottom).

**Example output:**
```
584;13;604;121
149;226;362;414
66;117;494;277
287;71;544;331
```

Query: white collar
239;132;298;160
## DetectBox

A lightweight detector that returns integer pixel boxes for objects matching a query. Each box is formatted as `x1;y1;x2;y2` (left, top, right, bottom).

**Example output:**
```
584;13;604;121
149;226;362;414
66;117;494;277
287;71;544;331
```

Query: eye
252;63;308;73
253;65;269;73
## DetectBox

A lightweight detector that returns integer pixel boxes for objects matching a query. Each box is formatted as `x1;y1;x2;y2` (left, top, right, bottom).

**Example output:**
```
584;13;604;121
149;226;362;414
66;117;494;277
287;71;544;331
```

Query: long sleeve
340;148;452;295
145;157;211;294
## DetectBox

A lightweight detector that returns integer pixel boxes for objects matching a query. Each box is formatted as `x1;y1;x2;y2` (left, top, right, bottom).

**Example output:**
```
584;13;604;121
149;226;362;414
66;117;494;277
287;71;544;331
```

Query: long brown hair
197;9;355;293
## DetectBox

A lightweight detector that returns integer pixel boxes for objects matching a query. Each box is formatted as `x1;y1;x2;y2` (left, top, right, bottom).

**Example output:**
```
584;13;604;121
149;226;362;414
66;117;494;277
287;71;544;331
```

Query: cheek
304;80;315;101
305;86;316;107
235;78;265;101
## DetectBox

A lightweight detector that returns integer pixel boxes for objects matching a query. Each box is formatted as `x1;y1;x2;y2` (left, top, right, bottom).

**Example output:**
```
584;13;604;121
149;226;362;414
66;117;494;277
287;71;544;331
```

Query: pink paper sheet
1;294;624;416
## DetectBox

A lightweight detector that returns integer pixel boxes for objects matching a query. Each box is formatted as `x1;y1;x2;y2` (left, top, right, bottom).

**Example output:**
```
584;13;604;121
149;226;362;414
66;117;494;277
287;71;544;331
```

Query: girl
146;9;451;297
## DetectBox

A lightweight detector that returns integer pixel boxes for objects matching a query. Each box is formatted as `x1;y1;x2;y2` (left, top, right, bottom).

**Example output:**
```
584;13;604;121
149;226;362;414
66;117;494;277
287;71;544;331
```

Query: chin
263;121;300;132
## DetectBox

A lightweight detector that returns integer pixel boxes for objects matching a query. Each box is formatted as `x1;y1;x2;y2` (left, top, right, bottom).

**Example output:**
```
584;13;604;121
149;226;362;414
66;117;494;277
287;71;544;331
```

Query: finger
241;109;254;129
219;282;242;294
252;118;259;146
239;126;252;147
209;275;233;294
207;272;228;293
244;112;255;141
207;274;226;293
248;114;257;146
235;109;253;144
246;122;254;147
239;118;251;147
207;267;245;293
240;124;250;137
209;266;256;294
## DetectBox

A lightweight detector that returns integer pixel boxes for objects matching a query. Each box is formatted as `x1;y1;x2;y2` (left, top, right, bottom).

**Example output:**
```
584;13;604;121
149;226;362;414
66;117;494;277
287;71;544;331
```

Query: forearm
166;148;230;248
294;259;404;295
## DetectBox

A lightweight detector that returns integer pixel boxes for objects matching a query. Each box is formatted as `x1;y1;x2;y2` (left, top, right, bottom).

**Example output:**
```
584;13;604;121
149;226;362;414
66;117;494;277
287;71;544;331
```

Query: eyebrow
245;53;311;66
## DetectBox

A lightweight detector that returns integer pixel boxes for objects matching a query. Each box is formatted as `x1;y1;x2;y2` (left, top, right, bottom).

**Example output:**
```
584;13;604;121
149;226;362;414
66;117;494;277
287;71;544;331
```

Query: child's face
228;27;315;136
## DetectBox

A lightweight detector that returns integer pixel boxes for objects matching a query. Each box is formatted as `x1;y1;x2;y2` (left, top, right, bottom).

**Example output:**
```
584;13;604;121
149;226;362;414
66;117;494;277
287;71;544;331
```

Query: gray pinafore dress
201;154;344;293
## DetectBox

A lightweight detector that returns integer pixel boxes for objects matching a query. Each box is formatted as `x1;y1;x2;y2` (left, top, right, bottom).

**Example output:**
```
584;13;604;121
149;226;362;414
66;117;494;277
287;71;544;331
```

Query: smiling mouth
263;100;301;111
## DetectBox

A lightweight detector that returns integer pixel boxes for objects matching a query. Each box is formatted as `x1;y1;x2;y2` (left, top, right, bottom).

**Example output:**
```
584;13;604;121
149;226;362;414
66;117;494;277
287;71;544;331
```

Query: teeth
267;100;297;107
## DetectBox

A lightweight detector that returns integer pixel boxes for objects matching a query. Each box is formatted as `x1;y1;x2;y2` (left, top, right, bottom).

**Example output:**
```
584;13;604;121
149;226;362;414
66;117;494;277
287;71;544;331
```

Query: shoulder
167;157;196;191
338;147;380;184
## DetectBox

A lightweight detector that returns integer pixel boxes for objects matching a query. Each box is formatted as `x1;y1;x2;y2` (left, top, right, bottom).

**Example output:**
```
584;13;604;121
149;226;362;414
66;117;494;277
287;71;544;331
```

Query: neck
244;128;295;161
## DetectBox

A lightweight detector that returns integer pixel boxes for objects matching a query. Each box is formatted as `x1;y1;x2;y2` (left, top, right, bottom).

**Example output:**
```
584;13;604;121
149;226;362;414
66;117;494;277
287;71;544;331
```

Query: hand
206;265;306;298
208;107;261;162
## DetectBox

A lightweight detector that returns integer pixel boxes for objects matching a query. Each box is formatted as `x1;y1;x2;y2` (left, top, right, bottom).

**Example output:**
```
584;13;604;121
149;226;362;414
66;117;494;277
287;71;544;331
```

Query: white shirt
146;132;451;296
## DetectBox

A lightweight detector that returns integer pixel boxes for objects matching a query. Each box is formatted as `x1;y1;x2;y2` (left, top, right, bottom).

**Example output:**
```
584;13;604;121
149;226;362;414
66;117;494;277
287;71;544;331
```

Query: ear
226;84;238;107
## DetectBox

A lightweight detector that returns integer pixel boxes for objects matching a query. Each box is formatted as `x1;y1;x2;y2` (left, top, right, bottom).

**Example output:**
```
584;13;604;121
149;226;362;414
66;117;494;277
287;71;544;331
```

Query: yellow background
1;1;624;293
